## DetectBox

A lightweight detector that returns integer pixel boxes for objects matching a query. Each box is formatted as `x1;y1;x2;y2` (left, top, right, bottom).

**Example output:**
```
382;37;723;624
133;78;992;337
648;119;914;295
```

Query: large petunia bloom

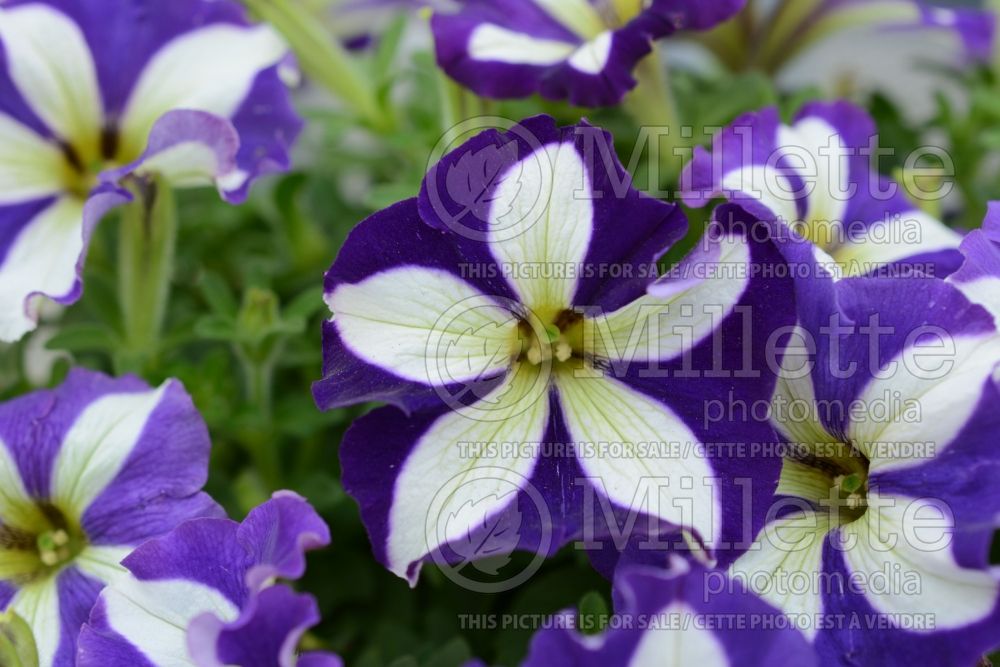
78;492;338;667
949;201;1000;326
313;115;796;585
0;368;220;666
524;558;818;666
430;0;746;107
0;0;303;342
730;275;1000;666
682;101;964;279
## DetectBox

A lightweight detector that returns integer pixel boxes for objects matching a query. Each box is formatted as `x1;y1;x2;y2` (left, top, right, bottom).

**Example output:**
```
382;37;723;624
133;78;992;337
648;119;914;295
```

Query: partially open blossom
0;369;219;666
78;492;338;667
314;115;795;584
430;0;746;107
0;0;302;342
949;201;1000;326
682;101;963;279
730;275;1000;666
524;558;817;666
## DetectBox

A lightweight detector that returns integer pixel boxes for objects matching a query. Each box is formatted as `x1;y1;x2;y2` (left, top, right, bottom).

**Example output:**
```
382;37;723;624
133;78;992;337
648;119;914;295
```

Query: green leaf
199;272;239;317
45;323;117;353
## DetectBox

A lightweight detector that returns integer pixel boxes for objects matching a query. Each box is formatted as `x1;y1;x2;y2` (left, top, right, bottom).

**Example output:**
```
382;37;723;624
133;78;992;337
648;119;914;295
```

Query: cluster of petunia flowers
1;1;1000;667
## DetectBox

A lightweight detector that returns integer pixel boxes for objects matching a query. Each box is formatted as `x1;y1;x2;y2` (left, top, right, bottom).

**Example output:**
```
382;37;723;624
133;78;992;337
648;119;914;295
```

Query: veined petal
776;115;850;237
9;578;60;667
833;209;962;277
74;546;131;585
730;511;833;641
0;114;66;205
51;383;171;518
848;335;1000;474
101;110;240;194
770;327;841;450
99;576;240;664
0;3;102;156
0;197;85;343
488;139;594;315
587;232;750;363
839;495;998;629
555;371;721;549
385;365;550;582
118;23;286;157
328;266;518;387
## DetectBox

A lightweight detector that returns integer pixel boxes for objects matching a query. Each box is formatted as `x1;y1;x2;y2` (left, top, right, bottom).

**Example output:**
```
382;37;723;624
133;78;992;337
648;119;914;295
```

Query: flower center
58;124;126;199
783;441;871;525
517;310;583;367
0;503;87;583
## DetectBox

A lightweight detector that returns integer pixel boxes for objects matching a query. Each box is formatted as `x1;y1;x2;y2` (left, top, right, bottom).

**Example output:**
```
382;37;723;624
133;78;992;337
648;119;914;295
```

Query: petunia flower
0;368;220;667
523;558;818;666
0;0;303;342
77;492;338;667
674;0;995;122
949;201;1000;326
682;100;964;279
430;0;746;107
313;115;796;585
730;275;1000;666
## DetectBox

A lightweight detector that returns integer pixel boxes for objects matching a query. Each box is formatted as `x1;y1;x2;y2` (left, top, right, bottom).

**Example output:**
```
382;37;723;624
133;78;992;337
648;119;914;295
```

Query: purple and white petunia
0;0;303;342
730;274;1000;666
77;492;339;667
523;558;818;666
430;0;745;107
313;115;796;585
0;368;220;667
682;100;964;279
949;201;1000;327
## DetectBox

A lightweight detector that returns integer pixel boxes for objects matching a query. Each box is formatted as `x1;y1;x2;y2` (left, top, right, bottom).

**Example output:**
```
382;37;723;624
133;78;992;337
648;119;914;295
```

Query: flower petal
0;3;102;153
327;265;518;388
555;371;721;549
0;114;66;205
118;22;287;157
342;365;550;583
0;187;129;343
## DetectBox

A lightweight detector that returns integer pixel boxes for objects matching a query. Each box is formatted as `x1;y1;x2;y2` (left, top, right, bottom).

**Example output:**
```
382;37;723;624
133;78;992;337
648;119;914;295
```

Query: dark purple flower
430;0;746;107
0;369;220;666
524;558;818;666
730;269;1000;666
77;492;339;667
682;101;964;280
313;115;796;586
0;0;303;341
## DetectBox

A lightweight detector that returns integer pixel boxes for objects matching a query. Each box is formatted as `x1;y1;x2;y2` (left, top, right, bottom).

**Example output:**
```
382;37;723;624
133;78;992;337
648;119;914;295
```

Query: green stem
236;348;283;488
118;176;177;369
243;0;392;132
623;47;686;192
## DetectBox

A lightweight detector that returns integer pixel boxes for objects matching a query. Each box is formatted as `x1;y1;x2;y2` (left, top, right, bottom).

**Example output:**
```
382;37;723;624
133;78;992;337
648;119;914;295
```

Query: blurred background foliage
2;2;1000;665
